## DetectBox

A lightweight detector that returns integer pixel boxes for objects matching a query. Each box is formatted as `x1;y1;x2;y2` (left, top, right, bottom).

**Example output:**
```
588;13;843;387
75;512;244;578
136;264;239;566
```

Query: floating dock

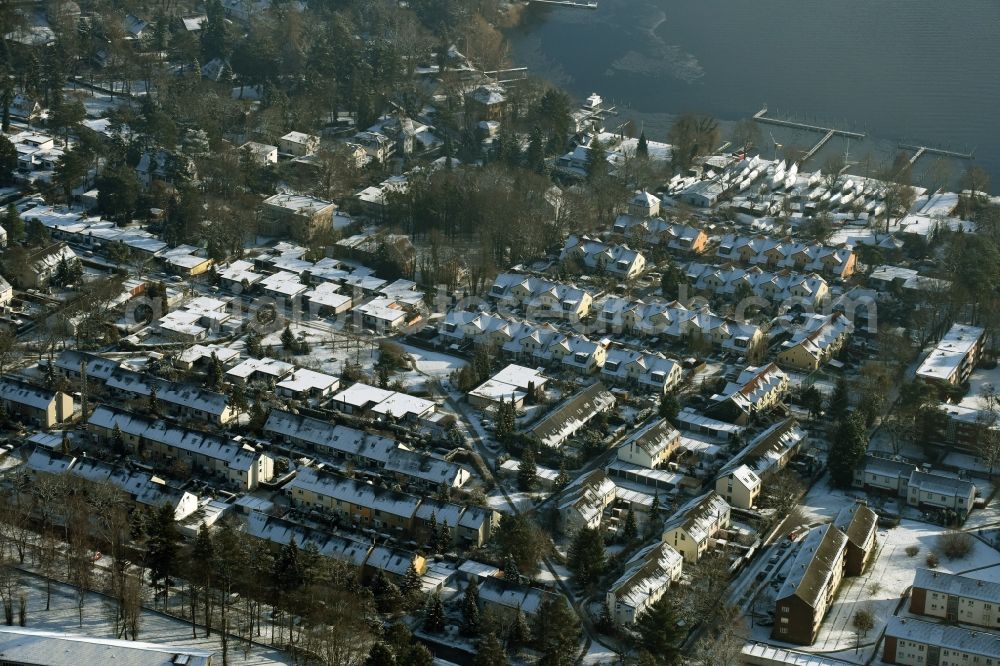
753;106;866;140
899;143;974;164
530;0;598;8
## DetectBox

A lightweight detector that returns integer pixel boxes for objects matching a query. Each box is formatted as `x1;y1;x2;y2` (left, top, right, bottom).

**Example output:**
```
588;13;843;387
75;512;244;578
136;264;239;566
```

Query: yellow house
0;380;74;429
662;492;731;564
715;464;762;509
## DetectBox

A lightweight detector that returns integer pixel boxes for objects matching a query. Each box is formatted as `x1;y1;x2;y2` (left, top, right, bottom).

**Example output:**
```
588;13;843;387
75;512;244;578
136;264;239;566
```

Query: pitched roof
776;524;848;608
885;617;1000;659
834;502;878;549
912;568;1000;604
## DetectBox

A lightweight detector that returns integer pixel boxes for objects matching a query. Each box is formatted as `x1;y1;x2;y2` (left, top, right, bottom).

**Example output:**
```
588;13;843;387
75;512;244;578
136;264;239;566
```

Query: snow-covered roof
529;382;615;448
0;627;213;666
885;617;1000;660
915;323;985;382
263;410;400;464
777;523;848;608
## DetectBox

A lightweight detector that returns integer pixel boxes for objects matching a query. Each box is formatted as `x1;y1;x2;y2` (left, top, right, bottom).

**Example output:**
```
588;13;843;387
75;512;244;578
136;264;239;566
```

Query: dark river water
508;0;1000;189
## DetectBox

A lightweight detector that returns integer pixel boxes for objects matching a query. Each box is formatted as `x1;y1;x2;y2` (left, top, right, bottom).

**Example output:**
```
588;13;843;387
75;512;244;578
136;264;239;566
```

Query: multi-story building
772;523;848;644
834;502;878;575
910;569;1000;629
883;616;1000;666
916;323;986;386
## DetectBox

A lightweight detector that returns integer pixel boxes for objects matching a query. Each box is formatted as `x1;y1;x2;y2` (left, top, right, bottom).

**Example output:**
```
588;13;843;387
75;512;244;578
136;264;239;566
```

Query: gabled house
559;469;618;534
601;348;683;395
714;464;761;509
910;569;1000;629
662;491;731;564
606;541;683;625
776;313;852;372
528;382;616;448
0;379;74;428
560;235;647;279
706;363;789;425
7;242;78;289
834;502;878;575
616;418;681;469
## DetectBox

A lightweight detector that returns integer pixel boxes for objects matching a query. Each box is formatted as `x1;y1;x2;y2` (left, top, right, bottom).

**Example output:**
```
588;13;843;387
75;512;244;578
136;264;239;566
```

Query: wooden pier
801;130;835;163
530;0;598;8
899;143;974;165
753;106;865;165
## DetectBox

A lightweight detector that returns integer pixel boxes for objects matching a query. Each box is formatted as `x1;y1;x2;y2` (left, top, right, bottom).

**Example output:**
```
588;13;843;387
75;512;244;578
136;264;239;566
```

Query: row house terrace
685;263;829;307
775;313;853;372
612;215;708;255
489;272;595;319
286;467;497;547
243;511;425;584
87;405;273;490
606;541;684;625
27;449;200;521
714;234;856;279
705;363;790;425
598;297;764;356
601;348;683;395
263;410;469;490
560;235;647;279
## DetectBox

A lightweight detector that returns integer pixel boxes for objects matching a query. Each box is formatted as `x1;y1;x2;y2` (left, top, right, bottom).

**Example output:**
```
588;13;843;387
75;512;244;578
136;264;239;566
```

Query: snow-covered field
11;573;291;665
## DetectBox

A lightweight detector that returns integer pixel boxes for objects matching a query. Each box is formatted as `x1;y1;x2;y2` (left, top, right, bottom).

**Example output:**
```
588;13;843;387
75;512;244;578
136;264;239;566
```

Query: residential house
489;273;594;319
560;235;647;279
240;141;279;165
0;379;74;428
662;491;731;564
776;313;853;372
467;364;548;410
714;235;856;279
910;569;1000;629
103;370;236;425
606;542;684;625
263;410;398;466
616;418;681;469
550;335;609;375
225;357;294;386
706;363;789;425
559;469;618;534
7;242;78;289
285;467;420;535
906;470;977;518
259;193;337;240
278;131;320;157
852;455;918;495
87;405;273;489
353;297;410;332
772;523;848;644
528;382;616;448
916;323;986;385
719;418;805;481
477;578;560;620
600;348;683;395
0;275;13;307
882;617;1000;666
275;369;340;400
464;85;507;124
714;464;762;509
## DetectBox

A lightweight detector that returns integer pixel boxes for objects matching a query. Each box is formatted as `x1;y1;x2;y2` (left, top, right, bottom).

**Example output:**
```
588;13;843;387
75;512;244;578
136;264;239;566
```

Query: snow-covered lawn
12;573;290;665
397;344;466;392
